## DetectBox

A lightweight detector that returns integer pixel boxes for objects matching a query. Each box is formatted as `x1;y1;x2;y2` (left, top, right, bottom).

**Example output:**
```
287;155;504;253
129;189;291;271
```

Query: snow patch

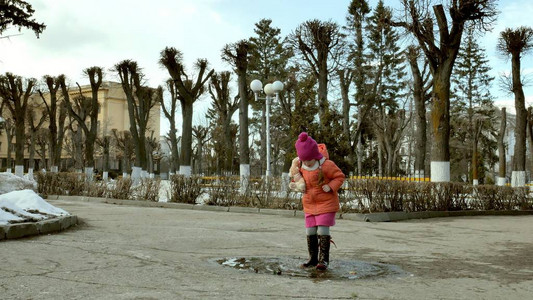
0;172;37;195
0;190;70;225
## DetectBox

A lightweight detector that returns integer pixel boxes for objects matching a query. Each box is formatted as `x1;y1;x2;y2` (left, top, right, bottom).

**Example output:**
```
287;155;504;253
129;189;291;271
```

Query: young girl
294;132;345;270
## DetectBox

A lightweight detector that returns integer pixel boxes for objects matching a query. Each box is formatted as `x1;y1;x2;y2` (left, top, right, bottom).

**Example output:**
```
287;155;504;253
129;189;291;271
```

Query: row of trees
1;0;532;187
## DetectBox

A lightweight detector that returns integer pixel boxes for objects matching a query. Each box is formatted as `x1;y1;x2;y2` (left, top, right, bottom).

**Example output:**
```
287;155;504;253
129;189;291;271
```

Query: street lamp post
250;79;284;182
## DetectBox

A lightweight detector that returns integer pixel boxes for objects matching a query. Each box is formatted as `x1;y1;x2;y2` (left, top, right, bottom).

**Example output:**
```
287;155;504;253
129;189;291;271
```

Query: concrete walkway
1;198;532;299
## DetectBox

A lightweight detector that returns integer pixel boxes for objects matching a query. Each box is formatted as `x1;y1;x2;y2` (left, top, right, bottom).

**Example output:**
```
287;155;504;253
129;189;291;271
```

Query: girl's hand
322;184;331;192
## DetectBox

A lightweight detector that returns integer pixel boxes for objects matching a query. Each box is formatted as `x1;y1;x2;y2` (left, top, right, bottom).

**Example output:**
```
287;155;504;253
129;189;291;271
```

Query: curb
0;215;78;241
47;195;533;222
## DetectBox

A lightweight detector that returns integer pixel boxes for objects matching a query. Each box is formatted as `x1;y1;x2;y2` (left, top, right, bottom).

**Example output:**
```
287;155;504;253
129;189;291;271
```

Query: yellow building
0;81;160;173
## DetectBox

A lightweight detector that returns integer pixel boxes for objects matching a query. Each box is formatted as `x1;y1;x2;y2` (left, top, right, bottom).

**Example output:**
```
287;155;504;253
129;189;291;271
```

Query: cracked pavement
1;199;532;299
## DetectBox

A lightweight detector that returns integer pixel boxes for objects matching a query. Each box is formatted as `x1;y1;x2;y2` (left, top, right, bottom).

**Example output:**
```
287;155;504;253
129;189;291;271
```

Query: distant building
0;81;160;174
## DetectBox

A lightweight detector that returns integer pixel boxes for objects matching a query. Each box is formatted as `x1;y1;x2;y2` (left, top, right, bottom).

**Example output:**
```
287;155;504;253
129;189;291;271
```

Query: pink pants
305;212;336;228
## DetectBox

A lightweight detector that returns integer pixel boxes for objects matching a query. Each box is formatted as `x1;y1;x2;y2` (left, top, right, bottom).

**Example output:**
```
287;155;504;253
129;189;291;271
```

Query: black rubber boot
316;235;331;270
302;235;318;268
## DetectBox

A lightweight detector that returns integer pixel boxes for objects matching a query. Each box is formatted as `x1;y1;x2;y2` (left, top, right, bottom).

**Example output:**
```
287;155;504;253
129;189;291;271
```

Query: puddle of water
215;256;408;281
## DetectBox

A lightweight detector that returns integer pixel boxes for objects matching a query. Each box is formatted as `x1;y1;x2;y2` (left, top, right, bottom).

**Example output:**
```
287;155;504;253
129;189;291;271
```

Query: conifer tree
450;25;496;184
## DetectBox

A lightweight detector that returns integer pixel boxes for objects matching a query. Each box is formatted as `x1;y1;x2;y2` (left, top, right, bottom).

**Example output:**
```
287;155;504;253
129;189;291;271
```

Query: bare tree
289;19;344;132
25;102;46;177
192;125;210;175
392;0;497;182
61;67;103;179
160;47;214;176
497;26;533;186
3;118;15;172
115;60;161;181
0;73;36;176
38;75;68;172
406;46;432;178
96;134;111;180
497;107;507;185
161;79;180;175
207;71;239;174
34;128;49;171
112;129;134;177
221;40;251;193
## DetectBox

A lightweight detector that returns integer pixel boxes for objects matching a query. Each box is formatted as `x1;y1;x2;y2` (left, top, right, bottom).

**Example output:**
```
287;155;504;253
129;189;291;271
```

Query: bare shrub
108;177;133;200
36;172;86;196
404;182;433;212
204;176;240;206
168;175;203;204
133;178;161;201
85;181;108;198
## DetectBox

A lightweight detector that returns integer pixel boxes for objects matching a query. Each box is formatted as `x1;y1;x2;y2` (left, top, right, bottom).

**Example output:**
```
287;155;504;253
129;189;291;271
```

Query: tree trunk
168;128;179;174
430;70;451;182
511;52;527;186
497;108;507;186
180;102;193;176
407;48;427;178
472;125;479;185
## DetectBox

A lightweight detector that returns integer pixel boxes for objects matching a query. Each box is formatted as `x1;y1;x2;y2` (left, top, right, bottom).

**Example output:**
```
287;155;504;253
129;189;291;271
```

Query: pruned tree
25;102;46;176
192;125;210;175
38;75;68;172
112;129;134;177
160;47;214;176
207;71;239;174
34;127;49;171
161;79;180;175
0;0;46;38
2;118;15;171
0;73;36;176
61;67;103;179
115;60;161;181
391;0;497;182
289;19;345;133
497;26;533;186
96;134;111;180
221;40;251;193
497;107;507;186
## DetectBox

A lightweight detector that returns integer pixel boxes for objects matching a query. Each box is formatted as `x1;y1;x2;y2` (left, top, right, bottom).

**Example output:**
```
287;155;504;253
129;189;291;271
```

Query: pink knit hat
295;132;323;161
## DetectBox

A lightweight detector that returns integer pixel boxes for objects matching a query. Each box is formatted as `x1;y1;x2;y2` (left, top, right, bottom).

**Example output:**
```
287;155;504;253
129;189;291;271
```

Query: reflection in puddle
215;257;408;281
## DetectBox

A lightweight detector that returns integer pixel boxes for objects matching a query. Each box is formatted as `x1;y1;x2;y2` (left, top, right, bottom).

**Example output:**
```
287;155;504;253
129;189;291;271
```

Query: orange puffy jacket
300;144;345;215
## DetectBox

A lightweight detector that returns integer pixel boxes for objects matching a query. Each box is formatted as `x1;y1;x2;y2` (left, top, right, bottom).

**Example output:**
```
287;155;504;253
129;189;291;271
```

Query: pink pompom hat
295;132;323;161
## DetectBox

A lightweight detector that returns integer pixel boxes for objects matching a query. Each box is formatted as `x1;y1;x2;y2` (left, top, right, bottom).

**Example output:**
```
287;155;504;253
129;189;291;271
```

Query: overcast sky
1;0;532;135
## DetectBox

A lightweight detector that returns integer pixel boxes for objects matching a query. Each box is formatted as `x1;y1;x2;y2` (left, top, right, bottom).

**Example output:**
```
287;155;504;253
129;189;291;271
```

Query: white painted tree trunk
281;172;290;192
240;164;250;195
131;166;142;185
430;161;450;182
472;179;479;186
15;165;24;177
27;168;34;180
511;171;526;187
141;170;149;179
414;169;425;182
179;165;192;177
496;177;506;186
51;166;59;173
122;172;128;178
84;167;94;181
103;171;108;181
6;168;12;174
